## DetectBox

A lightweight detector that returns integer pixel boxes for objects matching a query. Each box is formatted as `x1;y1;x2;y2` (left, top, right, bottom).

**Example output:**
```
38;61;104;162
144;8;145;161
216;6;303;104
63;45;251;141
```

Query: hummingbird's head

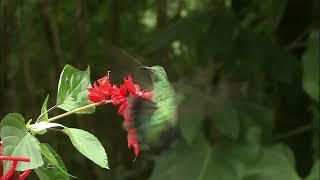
142;65;167;82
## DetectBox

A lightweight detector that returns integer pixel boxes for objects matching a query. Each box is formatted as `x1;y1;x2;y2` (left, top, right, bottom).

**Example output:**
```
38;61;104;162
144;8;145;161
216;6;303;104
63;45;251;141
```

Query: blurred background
0;0;319;179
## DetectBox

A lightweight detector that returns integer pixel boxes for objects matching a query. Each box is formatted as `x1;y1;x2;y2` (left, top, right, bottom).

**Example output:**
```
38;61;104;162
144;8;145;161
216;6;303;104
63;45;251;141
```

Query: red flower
111;84;127;105
117;100;129;116
121;91;153;157
122;103;140;157
88;72;153;157
87;73;114;102
124;75;144;96
127;129;140;156
88;83;107;103
142;91;153;100
97;74;110;86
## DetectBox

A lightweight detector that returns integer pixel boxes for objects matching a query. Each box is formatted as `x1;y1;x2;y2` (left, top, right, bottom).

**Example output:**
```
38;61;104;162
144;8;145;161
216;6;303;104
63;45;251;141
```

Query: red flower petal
97;74;114;96
97;73;110;86
88;72;145;157
112;85;127;105
117;101;129;115
87;72;115;103
119;84;127;95
87;83;106;102
123;103;141;157
142;91;153;100
88;94;103;103
124;75;143;96
128;140;140;157
127;129;140;157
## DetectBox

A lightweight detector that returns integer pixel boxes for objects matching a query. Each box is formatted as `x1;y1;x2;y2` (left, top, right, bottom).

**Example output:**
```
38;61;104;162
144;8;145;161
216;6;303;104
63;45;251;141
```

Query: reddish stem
20;170;32;180
0;144;32;180
0;152;31;179
4;161;18;179
0;157;30;162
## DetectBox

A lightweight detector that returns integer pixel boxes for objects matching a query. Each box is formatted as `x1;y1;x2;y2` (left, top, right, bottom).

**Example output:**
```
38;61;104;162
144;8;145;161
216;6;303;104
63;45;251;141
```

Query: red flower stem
20;169;32;180
4;161;18;179
48;101;111;122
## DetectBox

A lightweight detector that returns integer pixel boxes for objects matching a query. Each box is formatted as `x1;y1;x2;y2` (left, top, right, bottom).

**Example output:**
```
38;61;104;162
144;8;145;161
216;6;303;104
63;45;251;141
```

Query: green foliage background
0;0;319;179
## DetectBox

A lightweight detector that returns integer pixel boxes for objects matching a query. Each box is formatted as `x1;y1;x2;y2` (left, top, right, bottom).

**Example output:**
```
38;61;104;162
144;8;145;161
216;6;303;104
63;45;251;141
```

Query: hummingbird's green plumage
147;65;177;125
130;65;179;153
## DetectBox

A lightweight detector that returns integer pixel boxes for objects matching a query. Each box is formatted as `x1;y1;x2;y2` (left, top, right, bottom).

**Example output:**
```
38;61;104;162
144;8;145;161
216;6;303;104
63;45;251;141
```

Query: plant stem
273;124;314;141
35;104;58;123
285;28;309;50
48;101;110;122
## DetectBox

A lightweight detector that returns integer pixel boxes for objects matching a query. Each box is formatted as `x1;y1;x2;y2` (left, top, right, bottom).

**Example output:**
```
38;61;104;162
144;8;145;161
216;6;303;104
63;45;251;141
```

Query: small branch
285;29;309;50
48;101;110;122
273;124;314;141
35;104;58;123
39;0;63;69
286;42;307;49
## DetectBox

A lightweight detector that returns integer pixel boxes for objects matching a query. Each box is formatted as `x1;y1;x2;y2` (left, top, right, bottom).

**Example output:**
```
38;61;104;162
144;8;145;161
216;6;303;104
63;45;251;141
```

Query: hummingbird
128;65;180;154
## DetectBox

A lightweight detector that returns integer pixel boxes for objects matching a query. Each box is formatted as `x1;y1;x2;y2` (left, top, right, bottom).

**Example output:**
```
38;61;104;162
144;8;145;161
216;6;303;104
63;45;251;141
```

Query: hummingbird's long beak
138;66;151;70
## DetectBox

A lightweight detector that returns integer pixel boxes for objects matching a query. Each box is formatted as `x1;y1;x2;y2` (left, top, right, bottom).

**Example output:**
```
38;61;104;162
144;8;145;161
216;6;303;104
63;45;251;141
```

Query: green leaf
1;113;26;131
63;128;109;169
234;99;274;135
302;29;320;102
268;0;287;33
243;144;300;180
311;105;319;159
28;122;65;134
40;95;49;122
208;97;240;139
305;160;319;180
56;64;94;114
150;133;299;180
35;144;70;180
35;167;69;180
1;113;43;171
0;126;43;171
177;85;206;144
37;143;72;179
149;137;259;180
149;138;212;180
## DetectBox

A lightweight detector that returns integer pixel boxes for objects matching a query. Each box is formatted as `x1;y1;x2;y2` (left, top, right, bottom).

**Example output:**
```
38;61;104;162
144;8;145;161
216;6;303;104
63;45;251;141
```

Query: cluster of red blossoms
87;73;152;157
